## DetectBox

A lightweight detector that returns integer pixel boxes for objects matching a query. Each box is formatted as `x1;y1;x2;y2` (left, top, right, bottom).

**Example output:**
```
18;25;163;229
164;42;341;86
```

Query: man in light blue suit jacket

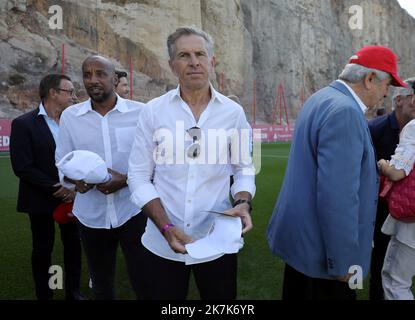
267;46;407;300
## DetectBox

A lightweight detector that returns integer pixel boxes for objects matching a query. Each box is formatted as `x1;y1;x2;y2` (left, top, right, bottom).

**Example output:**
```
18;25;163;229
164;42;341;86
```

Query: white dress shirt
336;80;368;114
128;85;256;265
38;103;59;143
56;95;145;229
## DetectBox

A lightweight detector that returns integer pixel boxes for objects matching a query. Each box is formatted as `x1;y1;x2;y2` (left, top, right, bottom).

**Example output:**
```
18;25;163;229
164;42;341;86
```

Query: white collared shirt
336;79;368;114
128;85;256;265
38;103;59;143
56;95;145;229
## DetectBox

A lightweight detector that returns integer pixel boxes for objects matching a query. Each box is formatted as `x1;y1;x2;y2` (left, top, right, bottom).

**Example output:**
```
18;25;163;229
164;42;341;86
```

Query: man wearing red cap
267;45;407;300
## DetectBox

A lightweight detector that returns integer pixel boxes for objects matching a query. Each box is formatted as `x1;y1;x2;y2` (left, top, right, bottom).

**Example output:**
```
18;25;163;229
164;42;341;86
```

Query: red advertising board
0;119;11;152
252;124;294;142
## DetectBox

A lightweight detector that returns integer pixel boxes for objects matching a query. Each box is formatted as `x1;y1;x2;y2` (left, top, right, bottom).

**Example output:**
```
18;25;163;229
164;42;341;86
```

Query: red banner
252;124;294;142
0;119;11;152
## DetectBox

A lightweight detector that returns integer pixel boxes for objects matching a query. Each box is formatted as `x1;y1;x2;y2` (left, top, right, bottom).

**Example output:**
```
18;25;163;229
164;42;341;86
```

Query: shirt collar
76;94;128;117
38;103;47;116
169;83;224;105
336;79;368;114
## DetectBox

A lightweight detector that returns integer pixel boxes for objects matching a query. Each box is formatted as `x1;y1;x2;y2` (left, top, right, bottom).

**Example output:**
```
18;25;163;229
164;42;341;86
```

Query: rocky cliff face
1;0;414;121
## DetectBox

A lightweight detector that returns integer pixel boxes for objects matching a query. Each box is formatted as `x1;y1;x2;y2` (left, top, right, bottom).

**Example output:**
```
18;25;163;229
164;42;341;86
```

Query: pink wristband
161;223;175;234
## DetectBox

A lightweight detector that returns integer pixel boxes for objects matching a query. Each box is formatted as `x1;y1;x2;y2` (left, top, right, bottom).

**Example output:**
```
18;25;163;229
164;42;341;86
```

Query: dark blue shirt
368;111;400;161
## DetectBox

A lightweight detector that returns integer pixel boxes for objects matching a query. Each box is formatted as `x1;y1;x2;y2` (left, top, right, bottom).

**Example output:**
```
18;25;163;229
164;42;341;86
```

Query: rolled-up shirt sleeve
128;105;160;208
230;109;256;199
390;120;415;176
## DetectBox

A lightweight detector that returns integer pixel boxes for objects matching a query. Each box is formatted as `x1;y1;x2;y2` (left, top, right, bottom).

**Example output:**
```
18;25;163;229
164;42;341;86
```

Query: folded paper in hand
185;215;244;259
56;150;111;184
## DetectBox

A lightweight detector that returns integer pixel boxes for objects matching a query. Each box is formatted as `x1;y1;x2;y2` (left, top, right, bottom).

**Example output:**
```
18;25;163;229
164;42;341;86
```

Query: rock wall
0;0;414;121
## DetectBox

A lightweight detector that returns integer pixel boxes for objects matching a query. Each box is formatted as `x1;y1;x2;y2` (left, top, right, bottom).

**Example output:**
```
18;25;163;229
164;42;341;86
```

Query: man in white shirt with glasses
128;26;256;300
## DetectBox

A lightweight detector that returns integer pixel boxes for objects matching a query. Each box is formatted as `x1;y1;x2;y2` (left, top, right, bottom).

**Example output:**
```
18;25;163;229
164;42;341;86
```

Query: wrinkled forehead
173;34;209;54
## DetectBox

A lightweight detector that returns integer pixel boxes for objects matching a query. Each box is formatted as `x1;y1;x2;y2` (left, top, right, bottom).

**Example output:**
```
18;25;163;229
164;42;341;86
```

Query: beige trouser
382;236;415;300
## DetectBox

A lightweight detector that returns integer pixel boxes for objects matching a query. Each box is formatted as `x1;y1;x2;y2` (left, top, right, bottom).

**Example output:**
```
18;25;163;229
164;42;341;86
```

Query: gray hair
338;64;390;83
167;26;215;60
392;77;415;109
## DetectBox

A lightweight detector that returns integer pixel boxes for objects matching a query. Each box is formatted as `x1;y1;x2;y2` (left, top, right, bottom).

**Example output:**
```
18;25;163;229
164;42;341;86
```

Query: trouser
78;213;147;300
29;213;82;300
382;236;415;300
141;247;237;300
282;264;357;300
369;199;390;300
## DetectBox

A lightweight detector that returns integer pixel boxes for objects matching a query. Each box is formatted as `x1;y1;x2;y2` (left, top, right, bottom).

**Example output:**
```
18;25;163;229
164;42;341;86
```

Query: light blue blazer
267;81;379;279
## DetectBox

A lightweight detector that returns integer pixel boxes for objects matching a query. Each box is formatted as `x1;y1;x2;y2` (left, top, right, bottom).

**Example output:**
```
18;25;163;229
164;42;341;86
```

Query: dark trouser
282;264;357;300
369;199;390;300
141;247;237;300
78;213;147;300
29;213;82;300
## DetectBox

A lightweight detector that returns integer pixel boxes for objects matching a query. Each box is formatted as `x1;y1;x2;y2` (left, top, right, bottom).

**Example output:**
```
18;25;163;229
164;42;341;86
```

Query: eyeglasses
57;88;76;97
186;126;201;159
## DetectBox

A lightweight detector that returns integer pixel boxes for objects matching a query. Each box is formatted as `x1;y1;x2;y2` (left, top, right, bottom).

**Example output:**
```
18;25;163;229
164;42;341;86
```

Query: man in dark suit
10;74;83;300
368;77;415;300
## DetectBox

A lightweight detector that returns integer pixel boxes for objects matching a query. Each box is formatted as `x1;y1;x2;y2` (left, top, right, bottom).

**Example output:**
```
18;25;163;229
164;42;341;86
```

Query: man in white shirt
128;27;256;300
56;55;146;300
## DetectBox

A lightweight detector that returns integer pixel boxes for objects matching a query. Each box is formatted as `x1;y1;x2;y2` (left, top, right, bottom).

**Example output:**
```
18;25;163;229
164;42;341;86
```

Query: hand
163;226;193;254
337;273;354;283
223;203;253;234
52;186;76;202
73;180;95;194
96;168;127;195
377;159;389;174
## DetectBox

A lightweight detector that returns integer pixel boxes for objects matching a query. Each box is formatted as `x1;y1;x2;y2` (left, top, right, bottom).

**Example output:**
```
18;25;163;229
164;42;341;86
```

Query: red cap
349;46;406;87
53;202;76;224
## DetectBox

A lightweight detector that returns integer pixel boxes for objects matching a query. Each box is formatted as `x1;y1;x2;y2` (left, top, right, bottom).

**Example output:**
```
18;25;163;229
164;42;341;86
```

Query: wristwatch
233;199;252;213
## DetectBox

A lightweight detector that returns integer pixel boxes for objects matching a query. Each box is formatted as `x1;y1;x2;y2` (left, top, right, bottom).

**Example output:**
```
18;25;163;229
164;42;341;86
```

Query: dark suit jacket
368;111;401;235
10;108;61;214
368;111;400;161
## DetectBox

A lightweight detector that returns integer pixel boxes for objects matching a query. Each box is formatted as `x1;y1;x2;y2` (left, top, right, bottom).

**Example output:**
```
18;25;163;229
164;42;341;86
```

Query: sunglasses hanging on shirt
186;126;202;159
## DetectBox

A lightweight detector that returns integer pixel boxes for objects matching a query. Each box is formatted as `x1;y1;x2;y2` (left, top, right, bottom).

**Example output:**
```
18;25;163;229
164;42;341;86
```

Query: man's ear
112;75;118;87
49;88;58;100
395;95;402;108
364;72;376;90
211;56;216;68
